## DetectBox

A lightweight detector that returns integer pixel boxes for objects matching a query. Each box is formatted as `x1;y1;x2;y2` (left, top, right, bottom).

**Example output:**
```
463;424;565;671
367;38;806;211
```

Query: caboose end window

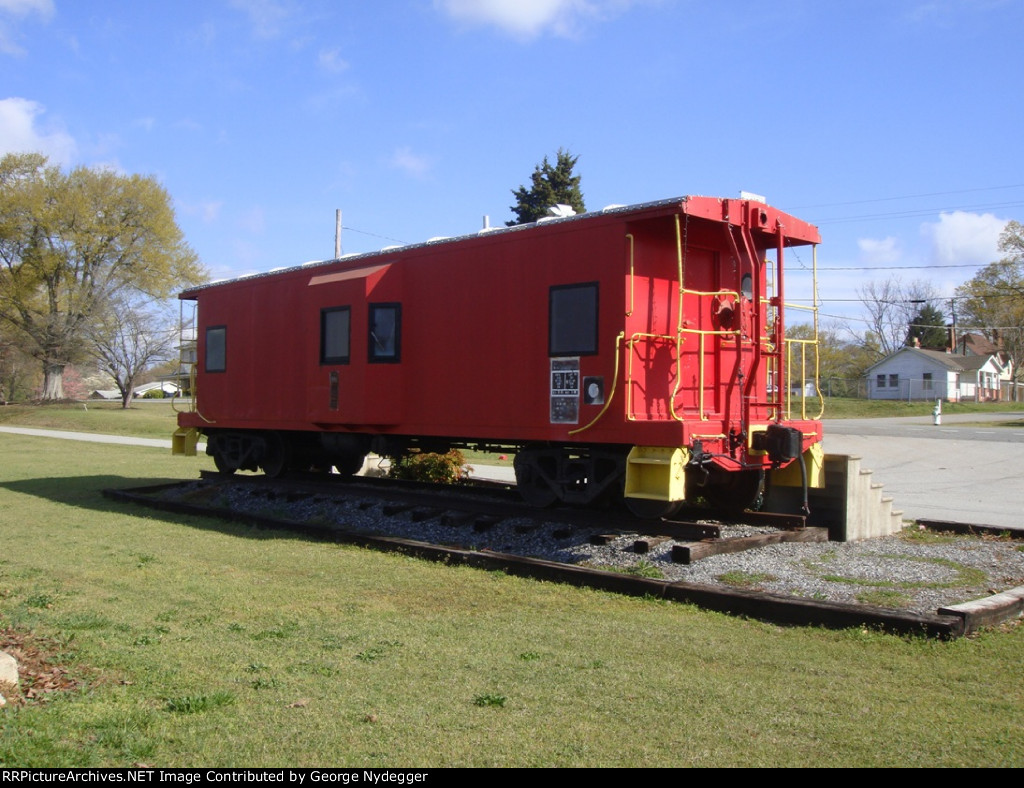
321;306;351;365
206;326;227;373
369;303;401;363
550;282;598;356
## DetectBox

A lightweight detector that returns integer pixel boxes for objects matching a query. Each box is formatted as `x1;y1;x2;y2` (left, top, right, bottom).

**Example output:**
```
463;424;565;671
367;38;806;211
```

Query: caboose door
303;264;392;425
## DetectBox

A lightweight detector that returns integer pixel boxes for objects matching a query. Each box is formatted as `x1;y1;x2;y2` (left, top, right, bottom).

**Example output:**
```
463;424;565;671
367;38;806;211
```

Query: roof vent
546;204;576;218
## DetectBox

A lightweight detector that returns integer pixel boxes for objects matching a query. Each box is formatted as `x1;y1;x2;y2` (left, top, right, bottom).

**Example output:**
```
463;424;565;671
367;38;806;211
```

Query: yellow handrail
569;332;625;436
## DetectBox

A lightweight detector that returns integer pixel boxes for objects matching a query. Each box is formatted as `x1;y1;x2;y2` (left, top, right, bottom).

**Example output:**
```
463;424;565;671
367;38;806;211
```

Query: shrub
387;450;470;484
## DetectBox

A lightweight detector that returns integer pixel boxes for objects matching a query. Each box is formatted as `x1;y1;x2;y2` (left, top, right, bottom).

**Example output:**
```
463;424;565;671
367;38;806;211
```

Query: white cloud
0;0;54;55
0;0;54;13
201;201;223;223
435;0;630;39
180;198;224;224
921;210;1006;266
228;0;290;40
389;146;433;179
0;97;76;164
318;47;349;74
237;206;266;235
858;235;901;265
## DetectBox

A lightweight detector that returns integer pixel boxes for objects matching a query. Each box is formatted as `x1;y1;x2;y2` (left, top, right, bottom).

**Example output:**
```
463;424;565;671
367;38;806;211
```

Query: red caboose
174;195;824;516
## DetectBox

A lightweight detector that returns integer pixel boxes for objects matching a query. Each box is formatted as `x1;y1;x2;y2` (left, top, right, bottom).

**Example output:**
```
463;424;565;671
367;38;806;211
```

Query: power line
792;184;1024;211
805;263;990;271
340;225;407;245
812;200;1024;226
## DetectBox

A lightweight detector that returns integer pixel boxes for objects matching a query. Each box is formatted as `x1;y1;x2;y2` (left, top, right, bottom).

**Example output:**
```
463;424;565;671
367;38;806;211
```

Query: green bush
387;449;470;484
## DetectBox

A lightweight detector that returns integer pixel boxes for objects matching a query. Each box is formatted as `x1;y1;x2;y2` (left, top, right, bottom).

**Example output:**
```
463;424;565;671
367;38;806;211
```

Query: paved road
2;417;1022;530
825;412;1024;443
823;413;1023;529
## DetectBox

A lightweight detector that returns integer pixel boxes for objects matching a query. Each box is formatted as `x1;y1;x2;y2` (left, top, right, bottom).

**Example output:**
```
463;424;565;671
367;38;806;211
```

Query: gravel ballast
162;481;1024;618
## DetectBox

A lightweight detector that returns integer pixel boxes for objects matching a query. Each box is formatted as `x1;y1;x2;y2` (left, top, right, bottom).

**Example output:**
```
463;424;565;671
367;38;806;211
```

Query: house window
369;303;401;363
550;282;599;356
205;326;226;373
320;307;350;365
923;372;933;391
889;374;899;388
876;374;886;389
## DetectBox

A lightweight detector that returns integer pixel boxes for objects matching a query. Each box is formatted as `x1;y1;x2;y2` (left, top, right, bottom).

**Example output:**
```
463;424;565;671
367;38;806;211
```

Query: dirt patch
0;627;86;707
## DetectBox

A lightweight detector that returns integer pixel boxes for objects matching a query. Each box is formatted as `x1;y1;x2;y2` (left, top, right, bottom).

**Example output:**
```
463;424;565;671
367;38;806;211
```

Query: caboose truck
173;195;825;518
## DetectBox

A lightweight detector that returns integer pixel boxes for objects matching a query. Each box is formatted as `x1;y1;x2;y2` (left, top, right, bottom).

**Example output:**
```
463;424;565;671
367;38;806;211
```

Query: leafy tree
0;323;36;402
0;153;206;400
955;220;1024;386
507;148;585;226
786;322;878;397
905;302;947;349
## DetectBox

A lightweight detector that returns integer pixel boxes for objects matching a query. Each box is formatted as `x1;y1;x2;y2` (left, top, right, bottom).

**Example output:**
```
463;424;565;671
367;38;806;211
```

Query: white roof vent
545;204;576;218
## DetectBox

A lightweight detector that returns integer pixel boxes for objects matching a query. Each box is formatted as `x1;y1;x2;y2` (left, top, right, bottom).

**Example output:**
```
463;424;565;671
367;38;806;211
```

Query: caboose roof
180;194;820;299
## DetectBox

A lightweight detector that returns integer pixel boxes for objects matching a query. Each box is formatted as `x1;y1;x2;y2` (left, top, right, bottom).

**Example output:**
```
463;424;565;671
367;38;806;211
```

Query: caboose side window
369;303;401;363
320;306;351;365
549;282;598;356
205;326;227;373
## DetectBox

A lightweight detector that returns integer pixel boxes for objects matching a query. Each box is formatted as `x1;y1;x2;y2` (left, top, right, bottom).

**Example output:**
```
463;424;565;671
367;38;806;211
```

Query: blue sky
3;0;1023;330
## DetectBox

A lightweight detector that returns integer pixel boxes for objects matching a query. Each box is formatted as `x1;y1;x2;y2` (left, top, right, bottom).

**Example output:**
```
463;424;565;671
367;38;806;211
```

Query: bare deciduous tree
856;277;941;357
87;297;177;408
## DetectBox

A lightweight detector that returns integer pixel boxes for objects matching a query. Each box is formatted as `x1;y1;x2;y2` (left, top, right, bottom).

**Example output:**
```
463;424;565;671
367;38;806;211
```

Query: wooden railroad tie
672;527;828;565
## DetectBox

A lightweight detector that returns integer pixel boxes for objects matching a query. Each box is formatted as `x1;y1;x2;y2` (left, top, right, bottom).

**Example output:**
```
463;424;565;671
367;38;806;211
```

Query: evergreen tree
906;303;947;349
507;148;585;226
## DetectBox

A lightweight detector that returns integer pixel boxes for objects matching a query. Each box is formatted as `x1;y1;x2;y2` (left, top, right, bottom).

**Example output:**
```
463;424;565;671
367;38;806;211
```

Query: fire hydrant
933;399;942;426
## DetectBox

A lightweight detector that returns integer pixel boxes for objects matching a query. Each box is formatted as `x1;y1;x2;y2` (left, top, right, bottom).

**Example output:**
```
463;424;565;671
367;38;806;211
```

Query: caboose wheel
332;452;366;476
209;435;238;475
514;453;558;508
624;498;682;519
259;432;288;478
213;450;237;475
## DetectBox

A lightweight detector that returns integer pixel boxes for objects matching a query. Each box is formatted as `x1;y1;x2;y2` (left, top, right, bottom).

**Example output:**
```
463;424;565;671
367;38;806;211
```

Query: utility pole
949;297;957;352
335;209;342;259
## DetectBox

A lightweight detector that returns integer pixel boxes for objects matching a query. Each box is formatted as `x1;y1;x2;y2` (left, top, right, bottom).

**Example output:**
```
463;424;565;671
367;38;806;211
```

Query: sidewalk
0;425;177;448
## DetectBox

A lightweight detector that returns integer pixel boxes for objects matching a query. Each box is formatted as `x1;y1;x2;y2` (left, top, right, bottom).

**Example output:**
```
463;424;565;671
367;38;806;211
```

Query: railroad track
193;469;827;563
103;474;1024;639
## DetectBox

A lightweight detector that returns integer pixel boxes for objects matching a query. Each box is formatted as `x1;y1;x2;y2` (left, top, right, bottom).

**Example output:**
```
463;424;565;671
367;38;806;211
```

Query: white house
865;347;1003;402
955;332;1017;399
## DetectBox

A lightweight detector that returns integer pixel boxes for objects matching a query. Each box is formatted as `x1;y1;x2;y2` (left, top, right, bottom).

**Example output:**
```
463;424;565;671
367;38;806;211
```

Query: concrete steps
766;454;905;542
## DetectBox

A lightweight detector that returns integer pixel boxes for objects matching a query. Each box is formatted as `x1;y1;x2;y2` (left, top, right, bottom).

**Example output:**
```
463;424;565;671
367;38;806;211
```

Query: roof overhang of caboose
178;194;820;300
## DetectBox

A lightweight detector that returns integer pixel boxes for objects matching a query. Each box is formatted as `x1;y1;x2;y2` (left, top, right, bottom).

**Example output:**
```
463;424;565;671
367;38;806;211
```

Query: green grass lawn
0;432;1022;767
0;400;184;440
814;396;1024;419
